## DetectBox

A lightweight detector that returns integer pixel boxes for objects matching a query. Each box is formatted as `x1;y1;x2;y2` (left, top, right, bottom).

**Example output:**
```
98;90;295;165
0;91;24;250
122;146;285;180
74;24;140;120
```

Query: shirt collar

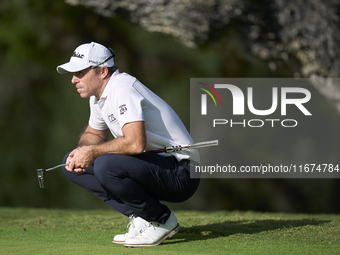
94;69;120;106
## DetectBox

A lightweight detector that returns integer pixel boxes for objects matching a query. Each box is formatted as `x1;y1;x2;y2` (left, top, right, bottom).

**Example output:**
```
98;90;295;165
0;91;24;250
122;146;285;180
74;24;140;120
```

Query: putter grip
164;140;219;153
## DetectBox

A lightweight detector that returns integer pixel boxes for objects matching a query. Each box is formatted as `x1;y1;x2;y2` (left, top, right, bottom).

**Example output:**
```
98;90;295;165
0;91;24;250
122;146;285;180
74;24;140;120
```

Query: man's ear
101;66;109;79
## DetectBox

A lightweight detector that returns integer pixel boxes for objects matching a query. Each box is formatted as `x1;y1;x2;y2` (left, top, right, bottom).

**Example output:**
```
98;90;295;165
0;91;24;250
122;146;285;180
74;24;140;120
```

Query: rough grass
0;207;339;255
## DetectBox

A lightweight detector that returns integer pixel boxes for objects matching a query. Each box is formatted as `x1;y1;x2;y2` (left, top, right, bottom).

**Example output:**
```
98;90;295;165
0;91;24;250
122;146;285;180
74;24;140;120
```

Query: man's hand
65;122;146;172
65;146;95;172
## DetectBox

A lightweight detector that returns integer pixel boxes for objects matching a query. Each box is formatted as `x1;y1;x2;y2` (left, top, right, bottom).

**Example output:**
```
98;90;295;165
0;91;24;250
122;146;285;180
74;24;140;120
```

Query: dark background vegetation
0;1;339;213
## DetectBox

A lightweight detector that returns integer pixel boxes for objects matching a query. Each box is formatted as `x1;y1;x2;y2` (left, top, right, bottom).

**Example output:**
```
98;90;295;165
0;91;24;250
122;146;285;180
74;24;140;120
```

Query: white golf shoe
112;215;148;244
124;212;180;247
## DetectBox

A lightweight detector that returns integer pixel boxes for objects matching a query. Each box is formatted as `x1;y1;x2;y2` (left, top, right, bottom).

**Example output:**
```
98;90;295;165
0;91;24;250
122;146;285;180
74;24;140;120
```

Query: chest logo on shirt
108;114;117;123
119;104;128;115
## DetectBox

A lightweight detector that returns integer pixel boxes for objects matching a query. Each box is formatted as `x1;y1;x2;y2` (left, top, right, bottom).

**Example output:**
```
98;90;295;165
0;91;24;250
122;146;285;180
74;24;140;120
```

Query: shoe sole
124;223;181;248
112;240;125;244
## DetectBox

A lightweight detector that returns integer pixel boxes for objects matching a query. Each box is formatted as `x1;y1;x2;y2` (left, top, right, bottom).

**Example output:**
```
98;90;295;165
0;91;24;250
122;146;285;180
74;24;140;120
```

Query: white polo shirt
88;70;200;163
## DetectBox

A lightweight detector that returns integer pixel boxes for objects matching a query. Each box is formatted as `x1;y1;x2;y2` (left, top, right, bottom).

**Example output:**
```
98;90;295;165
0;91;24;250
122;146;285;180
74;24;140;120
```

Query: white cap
57;42;115;74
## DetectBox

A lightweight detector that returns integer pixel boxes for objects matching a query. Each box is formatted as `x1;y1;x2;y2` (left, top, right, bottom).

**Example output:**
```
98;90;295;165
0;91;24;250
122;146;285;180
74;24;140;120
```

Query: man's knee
62;152;75;181
93;154;116;187
93;154;126;186
63;152;70;164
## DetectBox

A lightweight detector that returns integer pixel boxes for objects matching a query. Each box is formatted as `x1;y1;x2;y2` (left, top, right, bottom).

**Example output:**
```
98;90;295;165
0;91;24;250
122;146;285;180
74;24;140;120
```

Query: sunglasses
91;47;116;69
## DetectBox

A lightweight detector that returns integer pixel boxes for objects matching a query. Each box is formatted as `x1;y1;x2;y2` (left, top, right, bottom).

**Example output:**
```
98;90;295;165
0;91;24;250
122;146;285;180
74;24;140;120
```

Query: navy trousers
62;152;200;224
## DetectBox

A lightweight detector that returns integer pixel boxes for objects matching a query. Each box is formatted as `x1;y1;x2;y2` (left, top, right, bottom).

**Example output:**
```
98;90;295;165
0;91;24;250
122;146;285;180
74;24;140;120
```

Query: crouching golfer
56;42;200;247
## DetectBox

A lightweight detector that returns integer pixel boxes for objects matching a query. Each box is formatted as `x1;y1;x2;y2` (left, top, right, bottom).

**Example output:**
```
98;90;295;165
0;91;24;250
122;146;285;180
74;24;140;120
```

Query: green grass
0;207;339;255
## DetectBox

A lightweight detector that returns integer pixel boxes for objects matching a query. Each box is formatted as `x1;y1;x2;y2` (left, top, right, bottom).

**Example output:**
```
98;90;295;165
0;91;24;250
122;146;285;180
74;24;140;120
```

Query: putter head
37;169;46;189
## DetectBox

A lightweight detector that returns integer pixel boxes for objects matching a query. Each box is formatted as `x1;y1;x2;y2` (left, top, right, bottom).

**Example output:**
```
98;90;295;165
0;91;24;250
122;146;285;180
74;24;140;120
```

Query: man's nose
71;75;79;84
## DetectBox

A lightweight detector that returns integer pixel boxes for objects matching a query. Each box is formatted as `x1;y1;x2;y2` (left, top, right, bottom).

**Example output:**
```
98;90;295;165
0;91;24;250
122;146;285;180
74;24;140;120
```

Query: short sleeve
88;96;108;130
115;82;145;129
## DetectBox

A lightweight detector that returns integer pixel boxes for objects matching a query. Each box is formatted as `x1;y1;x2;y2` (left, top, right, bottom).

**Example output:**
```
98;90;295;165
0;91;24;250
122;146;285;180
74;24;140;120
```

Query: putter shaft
45;163;69;172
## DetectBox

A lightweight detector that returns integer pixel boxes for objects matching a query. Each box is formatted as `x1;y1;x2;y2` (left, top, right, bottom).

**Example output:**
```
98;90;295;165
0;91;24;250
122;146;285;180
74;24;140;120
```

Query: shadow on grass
167;219;330;244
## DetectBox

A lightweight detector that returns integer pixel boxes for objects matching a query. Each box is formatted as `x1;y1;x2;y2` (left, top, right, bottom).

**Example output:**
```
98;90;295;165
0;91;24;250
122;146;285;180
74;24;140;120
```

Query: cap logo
72;52;85;59
89;60;100;64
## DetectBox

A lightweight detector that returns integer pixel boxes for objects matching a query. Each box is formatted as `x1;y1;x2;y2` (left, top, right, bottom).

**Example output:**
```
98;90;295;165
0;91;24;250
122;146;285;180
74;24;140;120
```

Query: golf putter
37;163;69;188
37;140;218;188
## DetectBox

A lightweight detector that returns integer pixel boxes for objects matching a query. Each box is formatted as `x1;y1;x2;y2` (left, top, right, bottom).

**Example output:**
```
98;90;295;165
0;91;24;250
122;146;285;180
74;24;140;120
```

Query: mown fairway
0;207;339;255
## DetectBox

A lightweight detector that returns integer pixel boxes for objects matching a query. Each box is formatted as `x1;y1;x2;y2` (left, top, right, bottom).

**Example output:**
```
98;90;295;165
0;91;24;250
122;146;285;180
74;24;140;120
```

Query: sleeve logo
119;104;128;115
108;114;116;123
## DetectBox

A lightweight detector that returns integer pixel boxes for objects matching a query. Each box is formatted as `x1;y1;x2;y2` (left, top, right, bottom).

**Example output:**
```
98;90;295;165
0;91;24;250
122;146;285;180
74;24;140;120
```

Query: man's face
71;68;103;98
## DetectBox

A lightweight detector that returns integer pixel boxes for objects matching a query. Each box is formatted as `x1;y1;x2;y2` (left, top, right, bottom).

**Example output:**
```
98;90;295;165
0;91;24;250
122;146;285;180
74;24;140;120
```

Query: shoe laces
139;221;160;234
126;215;136;232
